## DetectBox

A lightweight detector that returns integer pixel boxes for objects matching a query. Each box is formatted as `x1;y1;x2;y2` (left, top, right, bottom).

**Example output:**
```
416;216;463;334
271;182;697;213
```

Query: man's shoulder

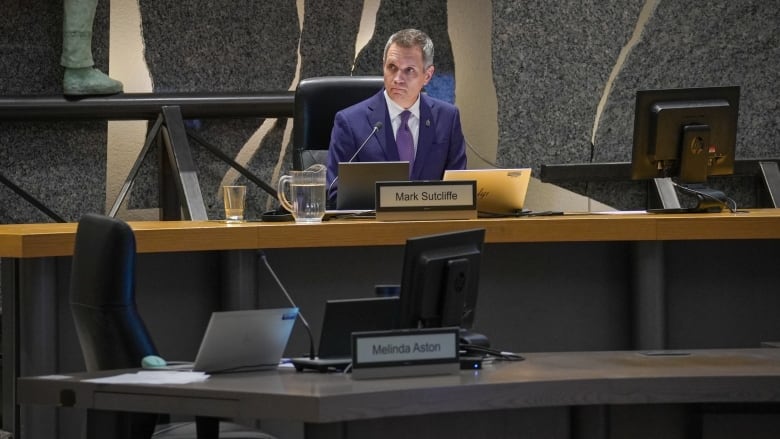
421;93;459;113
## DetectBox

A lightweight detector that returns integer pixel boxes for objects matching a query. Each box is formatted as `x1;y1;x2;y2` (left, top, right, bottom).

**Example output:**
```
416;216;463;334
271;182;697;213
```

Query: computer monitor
397;229;485;331
630;86;740;211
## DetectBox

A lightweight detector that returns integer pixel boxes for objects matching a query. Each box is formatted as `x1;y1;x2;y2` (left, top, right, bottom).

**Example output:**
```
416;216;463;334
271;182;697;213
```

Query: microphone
257;251;317;360
328;122;384;196
348;121;383;162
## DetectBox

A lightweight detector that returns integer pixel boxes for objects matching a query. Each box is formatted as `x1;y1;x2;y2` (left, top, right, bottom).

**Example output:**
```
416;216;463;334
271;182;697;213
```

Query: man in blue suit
326;28;467;204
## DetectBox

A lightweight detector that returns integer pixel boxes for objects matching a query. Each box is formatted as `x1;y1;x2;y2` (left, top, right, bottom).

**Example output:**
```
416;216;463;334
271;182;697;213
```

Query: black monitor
631;86;740;212
397;229;484;332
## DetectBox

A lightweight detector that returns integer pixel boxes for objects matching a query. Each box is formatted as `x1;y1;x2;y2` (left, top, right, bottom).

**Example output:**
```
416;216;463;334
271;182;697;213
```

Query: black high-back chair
292;76;384;170
69;213;162;439
70;214;157;371
69;214;273;439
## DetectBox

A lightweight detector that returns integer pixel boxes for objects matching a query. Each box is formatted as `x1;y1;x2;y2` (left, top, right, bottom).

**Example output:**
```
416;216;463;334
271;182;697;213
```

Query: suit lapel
412;95;435;179
366;92;397;161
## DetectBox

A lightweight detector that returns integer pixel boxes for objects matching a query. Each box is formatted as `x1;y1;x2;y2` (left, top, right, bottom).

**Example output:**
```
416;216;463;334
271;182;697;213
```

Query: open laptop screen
443;168;532;214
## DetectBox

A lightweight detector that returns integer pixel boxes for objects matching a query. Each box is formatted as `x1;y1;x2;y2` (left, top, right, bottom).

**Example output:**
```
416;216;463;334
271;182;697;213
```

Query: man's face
383;43;434;109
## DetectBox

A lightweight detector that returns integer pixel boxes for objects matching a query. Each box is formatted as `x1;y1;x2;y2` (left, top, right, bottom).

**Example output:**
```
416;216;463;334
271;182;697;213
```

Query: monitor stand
649;177;726;213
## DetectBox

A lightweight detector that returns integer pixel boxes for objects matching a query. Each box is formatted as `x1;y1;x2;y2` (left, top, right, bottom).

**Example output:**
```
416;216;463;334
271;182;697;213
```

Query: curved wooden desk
2;209;780;258
3;210;780;439
17;348;780;438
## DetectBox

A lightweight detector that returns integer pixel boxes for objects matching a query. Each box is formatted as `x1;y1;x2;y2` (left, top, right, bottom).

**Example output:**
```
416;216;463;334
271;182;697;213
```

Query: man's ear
423;65;435;86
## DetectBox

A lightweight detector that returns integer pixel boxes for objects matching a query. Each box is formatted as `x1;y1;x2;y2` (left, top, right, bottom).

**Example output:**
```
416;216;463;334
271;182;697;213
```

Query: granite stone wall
492;0;780;209
130;0;300;219
130;0;458;219
1;0;109;223
1;0;778;222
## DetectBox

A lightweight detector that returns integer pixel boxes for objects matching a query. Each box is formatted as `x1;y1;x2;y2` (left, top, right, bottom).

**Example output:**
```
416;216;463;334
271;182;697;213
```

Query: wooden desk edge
1;210;779;258
16;348;780;423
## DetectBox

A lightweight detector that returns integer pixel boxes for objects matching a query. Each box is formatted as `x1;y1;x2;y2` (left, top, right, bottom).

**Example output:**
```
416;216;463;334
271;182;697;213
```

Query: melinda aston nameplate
375;180;477;221
351;327;460;379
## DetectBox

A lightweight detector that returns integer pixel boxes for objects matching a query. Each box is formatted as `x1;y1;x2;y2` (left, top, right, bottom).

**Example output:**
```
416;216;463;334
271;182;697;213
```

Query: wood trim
1;209;779;258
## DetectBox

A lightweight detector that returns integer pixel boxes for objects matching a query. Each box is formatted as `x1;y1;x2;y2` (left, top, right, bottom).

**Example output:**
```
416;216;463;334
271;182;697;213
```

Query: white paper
84;371;209;384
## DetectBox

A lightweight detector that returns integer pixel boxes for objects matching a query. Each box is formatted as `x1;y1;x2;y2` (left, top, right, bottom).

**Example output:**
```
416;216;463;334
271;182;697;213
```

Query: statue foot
63;67;123;96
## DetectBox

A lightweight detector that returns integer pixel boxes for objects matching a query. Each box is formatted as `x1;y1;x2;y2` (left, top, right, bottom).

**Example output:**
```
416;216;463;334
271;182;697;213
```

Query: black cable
476;209;563;218
460;343;524;361
672;182;739;213
464;137;500;168
257;250;317;360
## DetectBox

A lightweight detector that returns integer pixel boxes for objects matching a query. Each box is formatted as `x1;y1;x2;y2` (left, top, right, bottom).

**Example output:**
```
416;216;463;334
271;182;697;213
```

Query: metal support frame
541;159;780;209
0;174;65;222
108;106;283;220
759;161;780;208
631;242;667;350
108;116;164;217
159;106;208;220
651;177;682;210
1;92;294;222
186;129;278;199
108;107;208;220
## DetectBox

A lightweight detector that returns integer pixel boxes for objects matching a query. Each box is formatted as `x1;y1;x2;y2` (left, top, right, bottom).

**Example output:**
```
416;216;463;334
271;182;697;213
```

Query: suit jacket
326;91;467;202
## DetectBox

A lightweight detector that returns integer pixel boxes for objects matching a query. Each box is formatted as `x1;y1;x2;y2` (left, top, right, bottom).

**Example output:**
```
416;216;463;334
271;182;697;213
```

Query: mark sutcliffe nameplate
351;327;460;379
375;180;477;221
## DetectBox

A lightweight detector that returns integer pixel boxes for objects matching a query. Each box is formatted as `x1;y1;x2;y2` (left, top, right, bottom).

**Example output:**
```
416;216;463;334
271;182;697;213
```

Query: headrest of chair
292;76;383;170
70;214;137;307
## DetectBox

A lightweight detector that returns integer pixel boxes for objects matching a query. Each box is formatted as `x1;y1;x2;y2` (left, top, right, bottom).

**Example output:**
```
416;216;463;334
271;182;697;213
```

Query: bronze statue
61;0;123;95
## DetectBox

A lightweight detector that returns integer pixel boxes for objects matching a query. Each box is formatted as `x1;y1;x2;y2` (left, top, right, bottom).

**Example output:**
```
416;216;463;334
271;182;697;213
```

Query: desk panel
17;349;780;439
3;211;780;438
3;209;780;258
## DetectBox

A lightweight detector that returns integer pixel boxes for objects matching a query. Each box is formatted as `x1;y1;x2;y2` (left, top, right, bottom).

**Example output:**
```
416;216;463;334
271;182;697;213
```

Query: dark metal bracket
108;106;208;220
759;161;780;208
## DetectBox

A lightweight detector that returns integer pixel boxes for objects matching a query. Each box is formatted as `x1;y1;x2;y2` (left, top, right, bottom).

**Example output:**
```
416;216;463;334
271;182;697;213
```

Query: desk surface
17;348;780;424
1;209;780;258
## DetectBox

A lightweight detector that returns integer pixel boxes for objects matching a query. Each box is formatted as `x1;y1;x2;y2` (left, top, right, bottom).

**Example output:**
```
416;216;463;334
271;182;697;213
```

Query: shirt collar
384;91;421;121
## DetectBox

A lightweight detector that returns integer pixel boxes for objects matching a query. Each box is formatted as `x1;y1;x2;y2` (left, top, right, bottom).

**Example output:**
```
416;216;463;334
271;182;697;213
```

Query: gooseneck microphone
328;121;384;196
257;251;317;360
348;121;383;162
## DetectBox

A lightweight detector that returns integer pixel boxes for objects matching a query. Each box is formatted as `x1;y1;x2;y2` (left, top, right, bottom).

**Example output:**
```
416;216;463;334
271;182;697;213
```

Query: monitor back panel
337;161;409;210
318;296;399;358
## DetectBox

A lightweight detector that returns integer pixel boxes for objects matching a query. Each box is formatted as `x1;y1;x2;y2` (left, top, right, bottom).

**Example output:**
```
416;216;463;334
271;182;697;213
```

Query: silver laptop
169;308;298;373
335;161;409;211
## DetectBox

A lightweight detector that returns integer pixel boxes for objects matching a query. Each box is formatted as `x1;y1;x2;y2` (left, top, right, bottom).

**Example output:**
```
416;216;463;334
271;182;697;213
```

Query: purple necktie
396;110;414;174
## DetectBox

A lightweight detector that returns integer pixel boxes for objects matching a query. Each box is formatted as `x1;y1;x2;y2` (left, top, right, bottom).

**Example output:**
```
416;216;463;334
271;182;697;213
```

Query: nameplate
351;327;460;380
375;180;477;221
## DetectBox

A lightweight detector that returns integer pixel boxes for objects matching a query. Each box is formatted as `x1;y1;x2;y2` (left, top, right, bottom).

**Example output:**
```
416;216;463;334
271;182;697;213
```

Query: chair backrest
69;213;158;372
292;76;384;170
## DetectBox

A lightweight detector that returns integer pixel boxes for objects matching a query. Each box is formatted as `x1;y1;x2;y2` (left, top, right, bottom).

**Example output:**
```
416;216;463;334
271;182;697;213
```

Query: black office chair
69;213;274;439
292;76;384;170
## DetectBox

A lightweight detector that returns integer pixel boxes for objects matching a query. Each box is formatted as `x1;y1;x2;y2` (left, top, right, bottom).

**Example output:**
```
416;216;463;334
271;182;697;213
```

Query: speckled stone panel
592;1;780;209
4;1;779;220
492;0;645;171
493;0;780;210
299;0;364;78
133;0;299;219
0;0;109;223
